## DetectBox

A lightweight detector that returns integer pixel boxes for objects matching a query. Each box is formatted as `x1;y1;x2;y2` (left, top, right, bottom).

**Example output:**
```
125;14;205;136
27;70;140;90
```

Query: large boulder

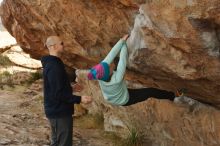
76;69;220;146
1;0;220;106
0;0;138;67
1;0;220;145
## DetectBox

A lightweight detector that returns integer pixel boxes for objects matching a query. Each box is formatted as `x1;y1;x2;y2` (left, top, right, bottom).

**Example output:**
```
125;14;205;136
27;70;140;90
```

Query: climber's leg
123;88;175;106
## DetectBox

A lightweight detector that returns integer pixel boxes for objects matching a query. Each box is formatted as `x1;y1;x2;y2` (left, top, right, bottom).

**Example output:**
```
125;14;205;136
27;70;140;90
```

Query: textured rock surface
0;0;138;67
3;46;41;69
77;69;220;146
1;0;220;145
127;0;220;106
1;0;220;105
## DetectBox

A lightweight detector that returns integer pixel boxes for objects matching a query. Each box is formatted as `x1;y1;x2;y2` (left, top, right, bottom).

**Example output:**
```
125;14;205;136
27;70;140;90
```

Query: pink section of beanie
87;72;94;80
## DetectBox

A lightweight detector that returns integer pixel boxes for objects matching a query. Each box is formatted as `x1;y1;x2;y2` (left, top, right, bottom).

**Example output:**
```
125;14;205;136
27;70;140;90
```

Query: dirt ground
0;85;122;146
0;19;124;146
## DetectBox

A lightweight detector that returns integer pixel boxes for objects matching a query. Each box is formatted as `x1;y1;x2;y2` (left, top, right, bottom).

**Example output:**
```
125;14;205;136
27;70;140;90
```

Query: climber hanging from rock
78;34;192;106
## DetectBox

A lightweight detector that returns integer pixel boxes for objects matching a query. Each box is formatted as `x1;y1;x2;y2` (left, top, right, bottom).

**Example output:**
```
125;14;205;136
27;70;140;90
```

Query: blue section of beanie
90;68;97;80
100;62;110;81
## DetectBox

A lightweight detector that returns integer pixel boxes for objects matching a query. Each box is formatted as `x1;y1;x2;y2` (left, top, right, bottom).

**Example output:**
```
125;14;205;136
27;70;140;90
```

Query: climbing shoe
175;88;187;97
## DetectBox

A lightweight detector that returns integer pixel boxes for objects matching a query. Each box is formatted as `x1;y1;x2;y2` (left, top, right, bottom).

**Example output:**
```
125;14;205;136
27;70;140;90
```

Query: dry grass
0;71;14;88
125;126;144;146
102;127;144;146
26;71;42;85
0;55;13;67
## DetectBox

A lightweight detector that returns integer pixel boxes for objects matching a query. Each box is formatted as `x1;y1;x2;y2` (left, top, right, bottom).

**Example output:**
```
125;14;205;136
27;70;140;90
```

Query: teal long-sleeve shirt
98;39;129;106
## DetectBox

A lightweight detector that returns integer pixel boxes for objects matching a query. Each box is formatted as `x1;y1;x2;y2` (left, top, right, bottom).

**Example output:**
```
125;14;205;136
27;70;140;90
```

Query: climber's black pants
123;88;175;106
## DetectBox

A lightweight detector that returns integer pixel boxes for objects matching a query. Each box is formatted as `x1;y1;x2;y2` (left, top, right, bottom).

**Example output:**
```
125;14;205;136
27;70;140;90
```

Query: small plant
2;71;11;77
125;126;144;146
0;71;14;88
103;125;144;146
0;55;13;67
27;71;42;84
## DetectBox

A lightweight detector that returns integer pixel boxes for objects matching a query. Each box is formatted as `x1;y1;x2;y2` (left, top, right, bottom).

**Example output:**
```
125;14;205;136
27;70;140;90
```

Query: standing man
41;36;92;146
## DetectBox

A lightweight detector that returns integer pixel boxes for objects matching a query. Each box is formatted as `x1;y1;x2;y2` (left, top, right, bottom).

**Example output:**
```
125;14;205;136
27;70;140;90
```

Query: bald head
45;36;64;56
45;36;62;49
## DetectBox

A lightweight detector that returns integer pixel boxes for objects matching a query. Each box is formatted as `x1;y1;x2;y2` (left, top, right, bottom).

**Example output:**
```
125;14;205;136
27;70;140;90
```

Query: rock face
127;0;220;106
1;0;220;145
1;0;220;106
76;70;220;146
0;0;139;67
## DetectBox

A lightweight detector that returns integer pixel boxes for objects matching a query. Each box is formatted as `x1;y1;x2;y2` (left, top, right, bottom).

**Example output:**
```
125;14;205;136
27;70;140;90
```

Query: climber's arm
102;39;125;64
114;43;128;81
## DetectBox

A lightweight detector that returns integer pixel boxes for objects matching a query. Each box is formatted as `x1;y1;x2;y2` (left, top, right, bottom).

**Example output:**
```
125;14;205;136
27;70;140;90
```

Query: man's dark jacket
41;55;81;118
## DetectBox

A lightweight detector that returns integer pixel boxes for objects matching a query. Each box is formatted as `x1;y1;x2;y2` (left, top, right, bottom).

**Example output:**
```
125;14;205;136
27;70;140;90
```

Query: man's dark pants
48;116;73;146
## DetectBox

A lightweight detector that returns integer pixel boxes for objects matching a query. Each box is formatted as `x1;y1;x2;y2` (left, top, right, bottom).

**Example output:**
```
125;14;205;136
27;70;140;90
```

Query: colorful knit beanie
87;62;110;81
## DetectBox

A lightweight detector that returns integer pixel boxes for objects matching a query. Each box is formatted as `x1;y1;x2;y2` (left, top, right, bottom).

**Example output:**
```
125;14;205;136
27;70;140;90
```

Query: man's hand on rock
81;96;92;104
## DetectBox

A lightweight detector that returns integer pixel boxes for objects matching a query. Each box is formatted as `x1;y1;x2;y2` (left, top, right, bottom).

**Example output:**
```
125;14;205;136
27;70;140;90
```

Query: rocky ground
0;79;124;146
0;22;123;146
0;85;49;146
